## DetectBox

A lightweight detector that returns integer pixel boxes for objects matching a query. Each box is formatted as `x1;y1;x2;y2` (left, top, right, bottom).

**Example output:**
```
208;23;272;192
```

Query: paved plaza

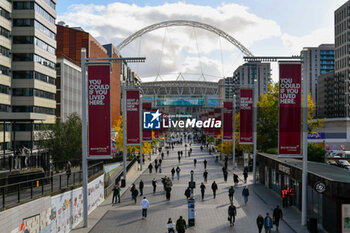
82;144;307;233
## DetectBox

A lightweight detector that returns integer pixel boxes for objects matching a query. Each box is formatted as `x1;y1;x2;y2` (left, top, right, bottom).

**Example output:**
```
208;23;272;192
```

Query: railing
0;162;103;211
104;158;136;197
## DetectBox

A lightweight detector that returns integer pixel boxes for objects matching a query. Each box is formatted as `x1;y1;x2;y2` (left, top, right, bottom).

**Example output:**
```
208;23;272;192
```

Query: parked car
337;160;350;168
327;160;338;166
327;150;345;158
344;165;350;171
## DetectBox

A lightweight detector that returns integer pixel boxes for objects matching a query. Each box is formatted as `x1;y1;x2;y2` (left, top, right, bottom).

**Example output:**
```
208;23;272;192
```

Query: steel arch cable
116;20;254;57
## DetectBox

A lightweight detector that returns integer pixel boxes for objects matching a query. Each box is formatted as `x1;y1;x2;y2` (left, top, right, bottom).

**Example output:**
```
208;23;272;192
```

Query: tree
308;143;326;162
36;113;82;162
257;83;325;152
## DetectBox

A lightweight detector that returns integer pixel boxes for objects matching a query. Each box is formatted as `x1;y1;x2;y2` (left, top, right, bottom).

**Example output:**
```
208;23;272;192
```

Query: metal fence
0;162;103;210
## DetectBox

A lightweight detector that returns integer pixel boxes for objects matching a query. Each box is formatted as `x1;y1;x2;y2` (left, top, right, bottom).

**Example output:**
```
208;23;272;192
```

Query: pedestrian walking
155;163;159;173
171;167;175;180
167;218;176;233
141;197;149;218
233;173;239;186
148;163;153;173
176;166;181;180
176;216;187;233
112;185;119;205
132;188;139;204
264;213;273;233
167;150;169;156
228;202;237;227
200;145;203;151
165;177;173;200
130;183;136;199
256;214;264;233
224;160;228;170
184;187;191;199
273;205;283;232
281;187;288;208
243;167;248;183
242;186;249;205
139;180;144;196
181;151;183;157
161;152;164;160
159;158;162;166
200;182;206;200
178;154;181;163
159;164;162;173
211;181;218;198
152;178;157;193
194;158;197;168
223;169;228;182
203;170;208;183
155;159;158;166
203;159;207;169
228;186;235;202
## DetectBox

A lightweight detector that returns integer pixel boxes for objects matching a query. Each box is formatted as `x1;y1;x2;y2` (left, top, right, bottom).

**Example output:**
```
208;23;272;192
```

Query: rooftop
260;153;350;183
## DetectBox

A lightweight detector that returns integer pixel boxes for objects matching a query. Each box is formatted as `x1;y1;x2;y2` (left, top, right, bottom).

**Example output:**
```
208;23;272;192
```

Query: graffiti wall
3;174;104;233
50;174;104;233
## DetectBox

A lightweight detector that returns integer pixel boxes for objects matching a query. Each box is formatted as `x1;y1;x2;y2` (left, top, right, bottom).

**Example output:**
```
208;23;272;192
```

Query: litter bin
308;218;317;233
121;179;126;188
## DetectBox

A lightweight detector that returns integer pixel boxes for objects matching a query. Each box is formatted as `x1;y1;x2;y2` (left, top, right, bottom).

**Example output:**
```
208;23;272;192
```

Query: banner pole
81;48;88;227
232;94;236;171
123;83;127;183
252;79;258;184
140;95;143;171
301;63;308;226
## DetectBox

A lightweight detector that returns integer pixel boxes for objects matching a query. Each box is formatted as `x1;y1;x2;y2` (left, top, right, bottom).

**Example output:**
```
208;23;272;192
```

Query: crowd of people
110;142;288;233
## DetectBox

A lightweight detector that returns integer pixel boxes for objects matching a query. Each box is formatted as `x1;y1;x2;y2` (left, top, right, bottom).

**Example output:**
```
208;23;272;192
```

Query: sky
57;0;347;82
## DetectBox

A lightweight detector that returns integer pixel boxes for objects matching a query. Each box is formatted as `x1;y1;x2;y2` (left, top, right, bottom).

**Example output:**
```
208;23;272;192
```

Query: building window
12;88;33;96
0;45;10;58
43;0;55;10
0;7;11;20
13;36;34;44
13;71;55;84
0;64;10;76
34;54;55;69
13;53;33;62
12;106;55;115
34;37;55;54
14;2;55;24
0;26;10;39
0;104;10;112
0;84;10;94
34;89;55;100
13;19;34;27
34;20;55;39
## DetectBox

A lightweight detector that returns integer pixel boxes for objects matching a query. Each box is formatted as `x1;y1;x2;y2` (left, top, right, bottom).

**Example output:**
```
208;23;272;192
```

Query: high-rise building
301;44;335;107
0;0;57;151
335;1;350;117
218;61;271;108
56;23;135;126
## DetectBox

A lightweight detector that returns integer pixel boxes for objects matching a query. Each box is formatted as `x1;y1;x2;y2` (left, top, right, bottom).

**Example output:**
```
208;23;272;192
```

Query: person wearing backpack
176;166;181;180
228;202;237;226
228;186;235;202
176;216;187;233
132;188;139;204
256;214;264;233
264;213;273;233
184;187;191;199
211;181;218;199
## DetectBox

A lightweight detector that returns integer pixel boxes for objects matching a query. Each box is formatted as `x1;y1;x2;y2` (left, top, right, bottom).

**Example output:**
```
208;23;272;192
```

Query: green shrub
266;148;278;154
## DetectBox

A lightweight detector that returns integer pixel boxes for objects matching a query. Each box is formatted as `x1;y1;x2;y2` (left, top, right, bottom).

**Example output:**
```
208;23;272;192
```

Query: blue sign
143;110;161;129
307;132;325;139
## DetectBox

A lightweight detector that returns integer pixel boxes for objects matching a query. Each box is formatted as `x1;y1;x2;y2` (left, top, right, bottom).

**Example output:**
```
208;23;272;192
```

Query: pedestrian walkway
76;144;308;233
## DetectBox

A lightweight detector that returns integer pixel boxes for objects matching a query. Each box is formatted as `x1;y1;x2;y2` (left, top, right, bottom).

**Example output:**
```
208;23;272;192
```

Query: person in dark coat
167;150;169;156
139;180;144;196
161;152;164;159
184;187;191;199
203;159;207;169
148;163;153;173
130;183;136;199
242;186;250;205
155;159;158;166
211;181;218;198
132;188;139;204
193;158;197;168
228;186;235;202
176;166;181;180
159;158;162;166
171;167;175;180
223;169;228;182
233;173;239;186
112;185;119;205
200;182;206;200
256;214;264;233
165;177;173;200
178;154;181;163
243;168;248;183
203;170;208;183
155;163;159;173
152;178;157;193
228;203;237;226
176;216;187;233
273;205;283;232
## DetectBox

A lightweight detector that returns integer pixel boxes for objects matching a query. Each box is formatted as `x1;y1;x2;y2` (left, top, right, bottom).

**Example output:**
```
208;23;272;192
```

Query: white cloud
281;26;334;55
59;2;282;81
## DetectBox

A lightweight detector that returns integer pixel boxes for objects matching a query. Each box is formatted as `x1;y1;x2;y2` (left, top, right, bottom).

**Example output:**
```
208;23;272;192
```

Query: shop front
258;153;350;233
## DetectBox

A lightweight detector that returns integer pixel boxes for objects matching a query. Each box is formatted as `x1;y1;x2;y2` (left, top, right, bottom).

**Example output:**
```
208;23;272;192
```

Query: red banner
278;63;302;155
142;103;152;141
223;102;233;140
88;65;111;157
240;89;253;144
214;108;222;137
127;90;140;144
